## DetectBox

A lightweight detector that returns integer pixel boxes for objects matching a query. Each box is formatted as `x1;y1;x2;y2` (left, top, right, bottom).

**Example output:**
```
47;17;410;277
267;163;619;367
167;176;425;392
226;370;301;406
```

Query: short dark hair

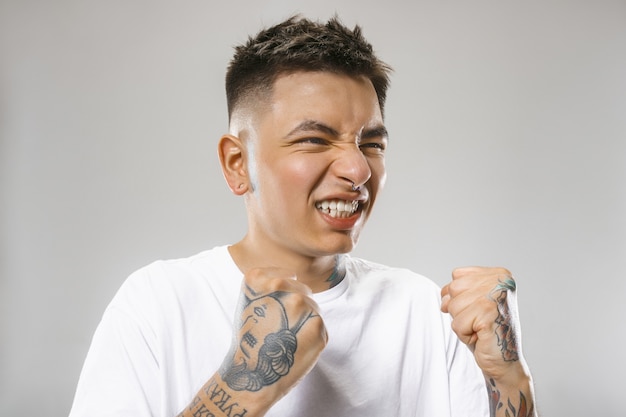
225;15;392;120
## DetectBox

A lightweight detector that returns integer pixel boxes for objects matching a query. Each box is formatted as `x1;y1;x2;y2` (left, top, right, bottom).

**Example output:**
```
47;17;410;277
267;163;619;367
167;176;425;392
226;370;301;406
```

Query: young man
70;16;537;417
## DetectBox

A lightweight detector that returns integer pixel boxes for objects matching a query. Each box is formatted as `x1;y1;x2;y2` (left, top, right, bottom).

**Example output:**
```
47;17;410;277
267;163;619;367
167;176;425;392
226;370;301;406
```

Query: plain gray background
1;1;625;415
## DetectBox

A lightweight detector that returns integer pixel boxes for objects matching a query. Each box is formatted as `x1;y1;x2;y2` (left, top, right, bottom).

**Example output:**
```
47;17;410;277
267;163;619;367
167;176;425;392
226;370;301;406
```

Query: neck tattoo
325;255;347;289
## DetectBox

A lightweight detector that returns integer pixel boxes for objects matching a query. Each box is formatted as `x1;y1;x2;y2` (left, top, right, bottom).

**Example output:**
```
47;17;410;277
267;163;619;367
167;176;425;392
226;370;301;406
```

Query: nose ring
351;182;361;192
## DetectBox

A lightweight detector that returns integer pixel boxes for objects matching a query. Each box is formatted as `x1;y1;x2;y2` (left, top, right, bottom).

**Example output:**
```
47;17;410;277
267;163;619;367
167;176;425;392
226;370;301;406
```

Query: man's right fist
219;268;327;402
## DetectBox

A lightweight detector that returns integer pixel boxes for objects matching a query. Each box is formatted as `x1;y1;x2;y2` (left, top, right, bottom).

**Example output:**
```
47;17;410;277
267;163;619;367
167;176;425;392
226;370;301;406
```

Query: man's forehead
230;70;382;136
274;73;380;117
271;70;374;94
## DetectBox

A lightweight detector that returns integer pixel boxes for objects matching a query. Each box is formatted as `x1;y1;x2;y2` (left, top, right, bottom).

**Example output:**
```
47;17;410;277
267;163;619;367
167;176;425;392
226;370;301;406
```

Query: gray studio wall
1;1;625;416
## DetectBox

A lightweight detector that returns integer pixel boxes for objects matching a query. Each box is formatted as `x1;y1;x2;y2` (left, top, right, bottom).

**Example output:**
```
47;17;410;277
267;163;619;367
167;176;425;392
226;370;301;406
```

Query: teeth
316;200;358;218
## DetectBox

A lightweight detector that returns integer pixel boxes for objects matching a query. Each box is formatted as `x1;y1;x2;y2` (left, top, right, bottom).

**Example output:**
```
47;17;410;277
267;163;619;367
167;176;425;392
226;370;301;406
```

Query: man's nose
333;145;371;188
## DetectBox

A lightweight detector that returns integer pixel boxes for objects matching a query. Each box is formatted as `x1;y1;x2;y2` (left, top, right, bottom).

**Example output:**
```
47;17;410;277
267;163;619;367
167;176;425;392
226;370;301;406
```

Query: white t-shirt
69;246;488;416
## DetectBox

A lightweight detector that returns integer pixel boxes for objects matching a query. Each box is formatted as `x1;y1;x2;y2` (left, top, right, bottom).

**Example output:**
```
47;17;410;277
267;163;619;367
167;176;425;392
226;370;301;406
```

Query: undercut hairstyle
225;15;393;121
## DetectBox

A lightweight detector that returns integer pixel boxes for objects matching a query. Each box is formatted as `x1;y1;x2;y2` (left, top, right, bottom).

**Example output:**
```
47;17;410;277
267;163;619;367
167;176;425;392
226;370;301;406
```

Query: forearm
176;373;266;417
177;271;326;417
484;367;537;417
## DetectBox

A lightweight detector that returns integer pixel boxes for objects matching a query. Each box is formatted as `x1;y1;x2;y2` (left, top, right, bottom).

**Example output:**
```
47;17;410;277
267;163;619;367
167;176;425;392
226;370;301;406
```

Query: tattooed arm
177;268;328;417
441;267;538;417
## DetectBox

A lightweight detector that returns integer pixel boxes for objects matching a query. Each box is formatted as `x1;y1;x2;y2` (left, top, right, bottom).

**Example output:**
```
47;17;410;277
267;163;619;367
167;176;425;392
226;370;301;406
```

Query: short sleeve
447;329;490;417
69;272;160;417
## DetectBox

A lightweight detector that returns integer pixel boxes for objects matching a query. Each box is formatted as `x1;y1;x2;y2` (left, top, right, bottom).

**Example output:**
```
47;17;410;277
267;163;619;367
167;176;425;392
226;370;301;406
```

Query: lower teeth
320;208;353;218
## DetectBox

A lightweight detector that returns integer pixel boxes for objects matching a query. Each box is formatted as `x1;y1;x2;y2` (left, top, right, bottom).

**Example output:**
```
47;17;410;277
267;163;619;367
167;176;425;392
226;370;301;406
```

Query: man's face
241;71;387;257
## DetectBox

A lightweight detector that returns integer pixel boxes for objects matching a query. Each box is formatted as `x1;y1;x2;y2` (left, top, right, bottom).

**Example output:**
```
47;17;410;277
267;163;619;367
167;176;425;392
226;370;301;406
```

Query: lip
318;209;362;230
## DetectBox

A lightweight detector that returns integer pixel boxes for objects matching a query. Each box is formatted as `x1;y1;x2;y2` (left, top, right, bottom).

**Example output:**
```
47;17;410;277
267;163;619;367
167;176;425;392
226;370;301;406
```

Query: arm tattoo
487;378;534;417
490;277;519;362
179;377;249;417
220;291;316;392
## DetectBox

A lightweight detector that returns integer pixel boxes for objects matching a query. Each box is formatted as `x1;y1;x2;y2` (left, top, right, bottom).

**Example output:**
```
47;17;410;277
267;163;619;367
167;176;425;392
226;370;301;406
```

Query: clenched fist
221;268;327;414
179;268;327;417
440;266;523;380
441;267;536;417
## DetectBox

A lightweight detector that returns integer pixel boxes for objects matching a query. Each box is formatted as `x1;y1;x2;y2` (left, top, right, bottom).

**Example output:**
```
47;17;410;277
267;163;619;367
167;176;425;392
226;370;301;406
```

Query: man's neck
228;238;345;293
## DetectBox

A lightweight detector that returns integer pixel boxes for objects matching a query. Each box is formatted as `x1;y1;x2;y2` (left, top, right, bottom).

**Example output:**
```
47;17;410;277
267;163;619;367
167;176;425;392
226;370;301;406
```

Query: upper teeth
316;200;358;218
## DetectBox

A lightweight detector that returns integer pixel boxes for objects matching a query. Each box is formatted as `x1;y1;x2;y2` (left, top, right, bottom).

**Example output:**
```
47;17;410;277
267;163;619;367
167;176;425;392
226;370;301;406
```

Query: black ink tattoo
182;378;249;417
487;378;534;417
490;277;519;362
220;292;316;392
242;331;257;348
222;329;297;391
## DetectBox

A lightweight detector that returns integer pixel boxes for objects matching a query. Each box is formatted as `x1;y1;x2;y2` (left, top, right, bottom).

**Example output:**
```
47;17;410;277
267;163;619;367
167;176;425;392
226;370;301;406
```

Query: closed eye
359;142;386;151
297;137;328;145
289;137;333;148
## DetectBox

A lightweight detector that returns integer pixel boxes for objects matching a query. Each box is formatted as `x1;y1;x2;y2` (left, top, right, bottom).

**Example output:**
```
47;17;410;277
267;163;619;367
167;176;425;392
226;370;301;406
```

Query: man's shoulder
346;256;442;294
112;245;239;306
130;245;234;280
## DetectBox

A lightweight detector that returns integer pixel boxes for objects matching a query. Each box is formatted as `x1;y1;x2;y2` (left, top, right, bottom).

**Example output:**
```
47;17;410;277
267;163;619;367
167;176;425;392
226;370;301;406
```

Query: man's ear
218;134;249;196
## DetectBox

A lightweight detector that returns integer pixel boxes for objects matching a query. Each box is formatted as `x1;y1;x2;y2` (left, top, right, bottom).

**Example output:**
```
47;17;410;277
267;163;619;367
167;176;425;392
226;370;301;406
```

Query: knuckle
243;268;299;295
244;267;264;281
447;280;463;297
452;266;475;277
450;318;465;335
451;268;464;279
490;266;512;277
266;277;288;293
244;267;280;286
285;292;315;312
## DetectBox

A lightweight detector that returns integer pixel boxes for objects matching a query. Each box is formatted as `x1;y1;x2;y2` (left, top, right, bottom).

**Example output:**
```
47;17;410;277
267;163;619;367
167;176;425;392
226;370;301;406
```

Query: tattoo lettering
220;291;316;392
487;378;534;417
182;378;248;417
490;277;519;362
193;403;216;417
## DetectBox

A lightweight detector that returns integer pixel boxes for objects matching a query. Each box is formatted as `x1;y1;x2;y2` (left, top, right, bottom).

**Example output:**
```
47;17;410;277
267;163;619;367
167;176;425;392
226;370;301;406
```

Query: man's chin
314;234;360;257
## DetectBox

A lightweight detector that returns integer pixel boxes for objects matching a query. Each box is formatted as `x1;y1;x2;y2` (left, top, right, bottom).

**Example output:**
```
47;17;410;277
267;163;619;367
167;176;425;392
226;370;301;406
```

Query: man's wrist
484;364;537;417
483;358;533;390
178;373;270;417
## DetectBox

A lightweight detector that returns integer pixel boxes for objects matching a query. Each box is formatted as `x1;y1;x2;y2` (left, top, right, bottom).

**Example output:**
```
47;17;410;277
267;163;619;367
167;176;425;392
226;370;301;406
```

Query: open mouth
315;199;359;218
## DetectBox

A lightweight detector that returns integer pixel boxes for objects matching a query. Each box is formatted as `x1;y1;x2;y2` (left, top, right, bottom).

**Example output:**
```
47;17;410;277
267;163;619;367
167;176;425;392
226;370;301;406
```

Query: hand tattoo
490;277;519;362
220;291;316;392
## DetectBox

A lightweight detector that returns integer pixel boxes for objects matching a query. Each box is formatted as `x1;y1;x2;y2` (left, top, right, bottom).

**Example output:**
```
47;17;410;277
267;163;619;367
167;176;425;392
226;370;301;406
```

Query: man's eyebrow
284;120;388;141
285;120;340;138
360;126;389;140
